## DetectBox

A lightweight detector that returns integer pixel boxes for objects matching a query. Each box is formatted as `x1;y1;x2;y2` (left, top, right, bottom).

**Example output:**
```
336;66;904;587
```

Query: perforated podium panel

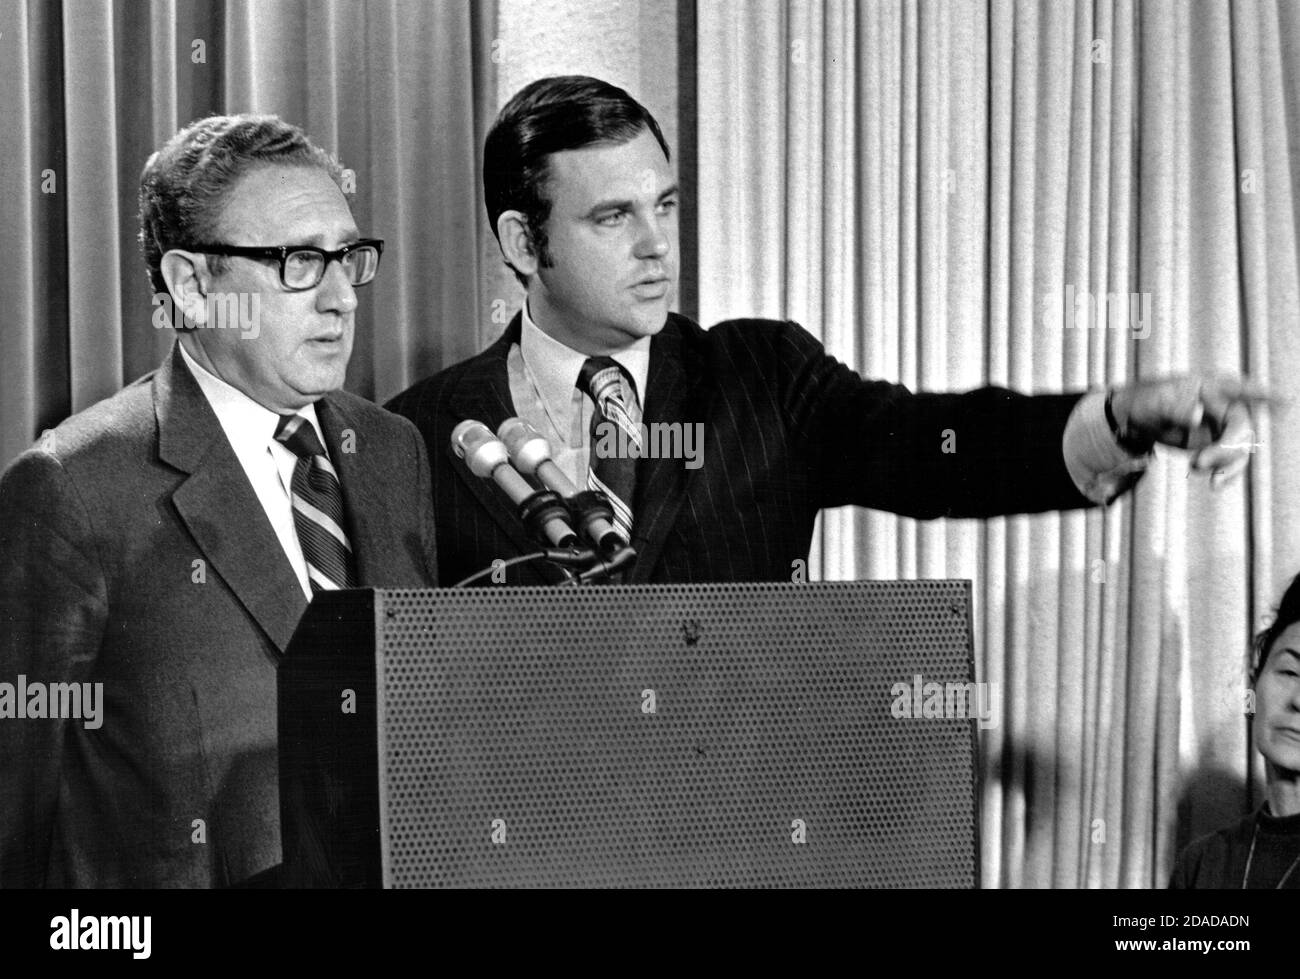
279;581;979;888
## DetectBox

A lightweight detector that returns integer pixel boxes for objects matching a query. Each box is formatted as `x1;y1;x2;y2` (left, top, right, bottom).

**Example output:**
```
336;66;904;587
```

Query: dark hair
1252;573;1300;686
483;75;670;286
138;114;344;298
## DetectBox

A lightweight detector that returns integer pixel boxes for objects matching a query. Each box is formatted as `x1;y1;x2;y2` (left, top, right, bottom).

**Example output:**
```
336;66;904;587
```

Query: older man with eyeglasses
0;114;438;888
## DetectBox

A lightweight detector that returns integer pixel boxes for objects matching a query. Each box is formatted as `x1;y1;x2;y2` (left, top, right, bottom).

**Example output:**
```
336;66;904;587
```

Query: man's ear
159;249;212;329
496;210;540;279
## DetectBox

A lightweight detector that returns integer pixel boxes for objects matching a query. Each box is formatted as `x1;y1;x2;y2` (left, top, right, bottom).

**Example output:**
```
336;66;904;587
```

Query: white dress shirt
178;339;328;600
507;302;651;489
1062;391;1152;503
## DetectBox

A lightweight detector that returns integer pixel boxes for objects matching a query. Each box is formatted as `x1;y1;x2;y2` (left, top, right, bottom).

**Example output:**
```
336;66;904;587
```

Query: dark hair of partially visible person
483;75;671;287
1252;572;1300;686
137;114;345;307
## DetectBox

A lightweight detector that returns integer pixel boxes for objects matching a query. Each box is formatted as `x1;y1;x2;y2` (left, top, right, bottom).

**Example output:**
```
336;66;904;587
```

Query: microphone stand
567;544;637;584
450;421;636;586
515;488;636;585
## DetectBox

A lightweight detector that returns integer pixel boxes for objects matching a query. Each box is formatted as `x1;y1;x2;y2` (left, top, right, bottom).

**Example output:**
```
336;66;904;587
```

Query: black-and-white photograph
0;0;1296;959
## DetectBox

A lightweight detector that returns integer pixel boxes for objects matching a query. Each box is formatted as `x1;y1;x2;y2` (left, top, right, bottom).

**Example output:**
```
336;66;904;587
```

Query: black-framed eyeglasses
189;238;385;290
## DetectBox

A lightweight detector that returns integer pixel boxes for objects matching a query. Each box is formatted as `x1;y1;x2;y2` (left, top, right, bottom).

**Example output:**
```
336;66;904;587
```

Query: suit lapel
445;314;545;563
629;316;708;582
157;343;307;654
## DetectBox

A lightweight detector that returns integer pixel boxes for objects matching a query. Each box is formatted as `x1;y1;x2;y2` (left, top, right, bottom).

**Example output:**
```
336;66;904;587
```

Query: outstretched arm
773;322;1267;518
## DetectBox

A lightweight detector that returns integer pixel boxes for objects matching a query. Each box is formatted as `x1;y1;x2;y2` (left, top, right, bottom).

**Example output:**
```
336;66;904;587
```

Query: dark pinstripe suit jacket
385;312;1093;585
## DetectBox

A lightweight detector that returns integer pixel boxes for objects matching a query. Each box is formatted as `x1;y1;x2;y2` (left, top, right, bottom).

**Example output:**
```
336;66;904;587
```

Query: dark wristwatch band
1105;388;1156;455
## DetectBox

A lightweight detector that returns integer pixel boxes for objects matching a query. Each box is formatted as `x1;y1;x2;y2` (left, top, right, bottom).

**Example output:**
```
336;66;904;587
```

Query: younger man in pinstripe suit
387;75;1263;586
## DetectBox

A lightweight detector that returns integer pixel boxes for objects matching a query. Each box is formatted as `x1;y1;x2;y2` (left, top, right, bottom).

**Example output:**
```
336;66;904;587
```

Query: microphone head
498;417;553;476
452;419;508;478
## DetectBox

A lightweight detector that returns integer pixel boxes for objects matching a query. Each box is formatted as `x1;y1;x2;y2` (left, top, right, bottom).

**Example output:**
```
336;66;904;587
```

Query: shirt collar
177;337;325;449
520;301;651;408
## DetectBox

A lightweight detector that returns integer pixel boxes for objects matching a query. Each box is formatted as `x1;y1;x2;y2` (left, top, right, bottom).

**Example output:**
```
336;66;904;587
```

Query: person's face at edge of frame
527;127;679;355
180;164;361;413
1254;621;1300;776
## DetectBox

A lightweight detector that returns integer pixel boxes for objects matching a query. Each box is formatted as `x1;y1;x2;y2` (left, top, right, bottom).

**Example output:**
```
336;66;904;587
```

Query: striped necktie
577;356;641;545
274;414;357;592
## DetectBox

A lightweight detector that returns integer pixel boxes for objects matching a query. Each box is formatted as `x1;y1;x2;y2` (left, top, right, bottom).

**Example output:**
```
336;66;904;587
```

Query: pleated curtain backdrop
695;0;1300;888
5;0;1299;891
0;0;497;469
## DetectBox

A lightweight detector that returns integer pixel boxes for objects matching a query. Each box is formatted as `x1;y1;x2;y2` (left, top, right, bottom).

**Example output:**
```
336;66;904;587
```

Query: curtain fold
695;0;1300;887
0;0;492;468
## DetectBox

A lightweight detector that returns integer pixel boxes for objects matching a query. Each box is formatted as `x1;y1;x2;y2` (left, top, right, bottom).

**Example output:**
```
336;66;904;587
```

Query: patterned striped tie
274;414;357;592
578;356;641;544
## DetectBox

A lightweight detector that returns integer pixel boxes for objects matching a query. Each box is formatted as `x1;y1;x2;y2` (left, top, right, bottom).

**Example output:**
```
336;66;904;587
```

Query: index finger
1199;378;1281;430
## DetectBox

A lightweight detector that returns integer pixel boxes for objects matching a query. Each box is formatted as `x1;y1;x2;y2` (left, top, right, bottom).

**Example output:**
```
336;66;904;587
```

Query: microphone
451;420;577;548
497;417;628;557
